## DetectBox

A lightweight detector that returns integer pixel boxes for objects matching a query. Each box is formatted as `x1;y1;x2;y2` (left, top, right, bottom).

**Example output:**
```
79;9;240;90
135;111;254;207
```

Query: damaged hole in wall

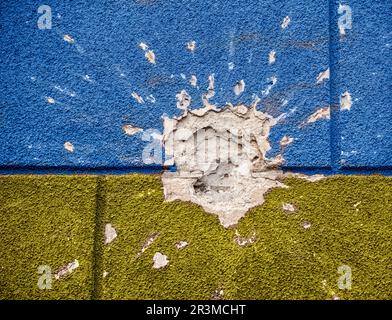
161;102;288;228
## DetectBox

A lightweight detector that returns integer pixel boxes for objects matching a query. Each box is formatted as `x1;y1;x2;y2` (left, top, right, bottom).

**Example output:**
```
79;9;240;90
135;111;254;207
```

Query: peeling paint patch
153;252;169;269
233;80;245;96
176;90;191;111
104;223;117;244
340;91;352;111
186;40;196;52
64;141;74;153
281;16;291;29
305;107;330;124
122;124;143;136
54;259;79;279
132;92;145;104
316;68;330;84
63;34;74;44
268;50;276;64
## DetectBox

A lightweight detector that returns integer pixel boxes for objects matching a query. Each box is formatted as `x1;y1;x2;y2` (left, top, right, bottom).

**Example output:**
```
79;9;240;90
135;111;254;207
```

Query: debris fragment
122;124;143;136
269;50;276;64
234;80;245;96
105;223;117;244
340;91;352;111
281;16;291;29
103;271;109;278
316;68;330;84
54;259;79;279
228;62;235;71
153;252;169;269
64;141;74;153
175;241;188;250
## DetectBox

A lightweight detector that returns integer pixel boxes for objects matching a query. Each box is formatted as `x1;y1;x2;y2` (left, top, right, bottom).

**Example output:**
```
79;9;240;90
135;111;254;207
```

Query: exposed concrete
162;103;286;227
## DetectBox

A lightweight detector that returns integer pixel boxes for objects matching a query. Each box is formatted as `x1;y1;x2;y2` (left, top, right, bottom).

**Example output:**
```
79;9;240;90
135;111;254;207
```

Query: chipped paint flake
153;252;169;269
340;91;352;111
122;124;143;136
281;16;291;29
186;40;196;52
47;96;55;104
317;68;330;84
104;223;117;244
306;107;330;124
139;42;149;51
189;75;197;87
280;135;294;147
131;92;145;104
63;34;74;44
145;50;156;64
268;50;276;64
234;80;245;96
302;221;311;230
64;141;74;153
228;62;235;71
282;203;297;213
139;232;159;256
54;259;79;280
234;230;256;247
176;90;191;111
175;240;188;250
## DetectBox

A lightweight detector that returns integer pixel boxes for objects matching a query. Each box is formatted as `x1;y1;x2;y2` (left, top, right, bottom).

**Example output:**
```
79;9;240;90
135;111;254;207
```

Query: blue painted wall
0;1;390;174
